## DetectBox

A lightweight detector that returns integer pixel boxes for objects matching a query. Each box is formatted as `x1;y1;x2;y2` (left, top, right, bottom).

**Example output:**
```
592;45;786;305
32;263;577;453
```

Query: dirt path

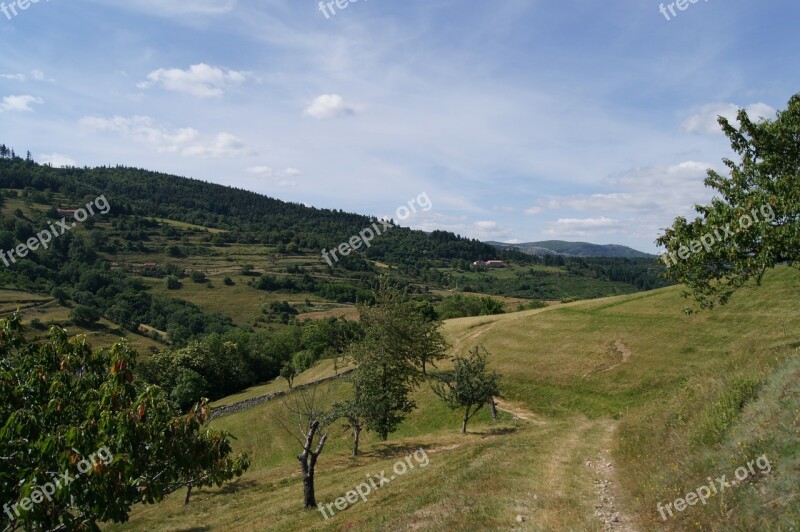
493;398;545;425
601;340;632;373
585;422;639;531
494;396;638;530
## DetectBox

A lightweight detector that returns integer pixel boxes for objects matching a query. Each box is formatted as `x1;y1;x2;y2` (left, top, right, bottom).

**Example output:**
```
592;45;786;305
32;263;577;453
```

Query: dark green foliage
165;275;182;289
436;294;506;320
69;304;100;327
0;315;248;530
170;368;210;411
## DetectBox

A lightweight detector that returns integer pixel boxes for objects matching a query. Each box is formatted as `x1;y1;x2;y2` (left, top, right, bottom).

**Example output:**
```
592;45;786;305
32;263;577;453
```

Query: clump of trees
435;293;506;320
138;317;362;409
0;314;249;529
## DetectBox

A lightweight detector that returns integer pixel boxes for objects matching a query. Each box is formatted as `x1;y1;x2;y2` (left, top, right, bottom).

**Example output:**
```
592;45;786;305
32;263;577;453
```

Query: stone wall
210;368;355;419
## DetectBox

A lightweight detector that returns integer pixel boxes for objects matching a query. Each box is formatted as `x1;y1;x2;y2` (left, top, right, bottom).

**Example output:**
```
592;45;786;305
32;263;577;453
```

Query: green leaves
347;279;449;440
0;314;248;529
657;94;800;310
431;346;500;433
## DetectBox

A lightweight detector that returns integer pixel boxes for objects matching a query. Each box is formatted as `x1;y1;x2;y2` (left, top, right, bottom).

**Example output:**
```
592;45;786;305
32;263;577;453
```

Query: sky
0;0;798;253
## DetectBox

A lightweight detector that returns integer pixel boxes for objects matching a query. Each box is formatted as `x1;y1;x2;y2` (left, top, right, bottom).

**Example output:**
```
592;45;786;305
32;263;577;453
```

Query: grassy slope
108;266;800;531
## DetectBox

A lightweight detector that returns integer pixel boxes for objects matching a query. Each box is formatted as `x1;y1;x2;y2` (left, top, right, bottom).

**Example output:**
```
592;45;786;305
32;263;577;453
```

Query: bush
69;305;100;327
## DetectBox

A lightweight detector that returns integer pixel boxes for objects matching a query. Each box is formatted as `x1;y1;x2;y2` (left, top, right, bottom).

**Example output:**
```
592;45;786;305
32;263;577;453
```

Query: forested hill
0;154;515;265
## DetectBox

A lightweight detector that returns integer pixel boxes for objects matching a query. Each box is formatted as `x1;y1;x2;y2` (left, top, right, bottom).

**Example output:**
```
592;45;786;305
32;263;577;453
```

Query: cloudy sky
0;0;798;252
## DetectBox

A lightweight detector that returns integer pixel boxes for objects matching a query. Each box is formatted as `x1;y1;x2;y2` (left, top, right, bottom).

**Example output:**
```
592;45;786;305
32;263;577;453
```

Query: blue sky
0;0;798;252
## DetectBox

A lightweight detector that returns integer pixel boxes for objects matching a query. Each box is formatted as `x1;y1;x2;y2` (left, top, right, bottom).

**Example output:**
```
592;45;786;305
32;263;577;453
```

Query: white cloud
181;132;255;158
245;166;301;187
682;102;777;134
0;70;50;82
414;214;515;241
246;165;274;175
304;94;357;119
138;63;248;98
80;115;254;158
524;206;543;216
0;95;43;112
84;0;236;16
537;160;718;244
40;153;77;167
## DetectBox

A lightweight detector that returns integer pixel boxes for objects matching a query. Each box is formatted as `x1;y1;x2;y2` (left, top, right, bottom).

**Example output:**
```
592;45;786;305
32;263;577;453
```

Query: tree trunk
352;426;361;457
298;419;328;510
489;396;498;420
303;470;316;508
462;408;469;434
184;482;193;505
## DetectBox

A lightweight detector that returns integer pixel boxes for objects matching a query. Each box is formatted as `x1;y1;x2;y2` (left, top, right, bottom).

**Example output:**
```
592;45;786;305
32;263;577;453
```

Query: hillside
0;155;670;356
107;266;800;531
489;240;656;258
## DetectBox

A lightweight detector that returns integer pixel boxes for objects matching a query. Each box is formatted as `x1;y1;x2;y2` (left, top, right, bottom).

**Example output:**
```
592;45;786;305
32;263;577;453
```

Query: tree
280;360;297;389
432;346;500;434
356;278;448;377
657;94;800;310
326;398;369;456
165;275;182;290
69;304;100;327
170;368;209;411
347;280;445;440
0;314;249;529
272;387;329;509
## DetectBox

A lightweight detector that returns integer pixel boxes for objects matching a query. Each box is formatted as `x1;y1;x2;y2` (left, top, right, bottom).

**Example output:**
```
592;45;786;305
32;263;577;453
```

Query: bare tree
272;386;330;509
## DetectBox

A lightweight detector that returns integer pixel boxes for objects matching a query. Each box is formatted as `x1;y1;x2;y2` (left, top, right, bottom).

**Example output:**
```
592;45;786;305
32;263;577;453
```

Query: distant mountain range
487;240;656;258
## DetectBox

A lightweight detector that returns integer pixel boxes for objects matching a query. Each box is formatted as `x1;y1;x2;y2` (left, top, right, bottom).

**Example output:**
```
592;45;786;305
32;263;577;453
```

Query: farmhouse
472;260;506;270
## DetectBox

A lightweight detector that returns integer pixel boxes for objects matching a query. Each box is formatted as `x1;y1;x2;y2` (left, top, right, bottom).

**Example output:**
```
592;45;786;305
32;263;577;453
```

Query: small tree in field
273;387;329;509
432;346;500;434
326;397;369;456
657;93;800;310
280;360;297;389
